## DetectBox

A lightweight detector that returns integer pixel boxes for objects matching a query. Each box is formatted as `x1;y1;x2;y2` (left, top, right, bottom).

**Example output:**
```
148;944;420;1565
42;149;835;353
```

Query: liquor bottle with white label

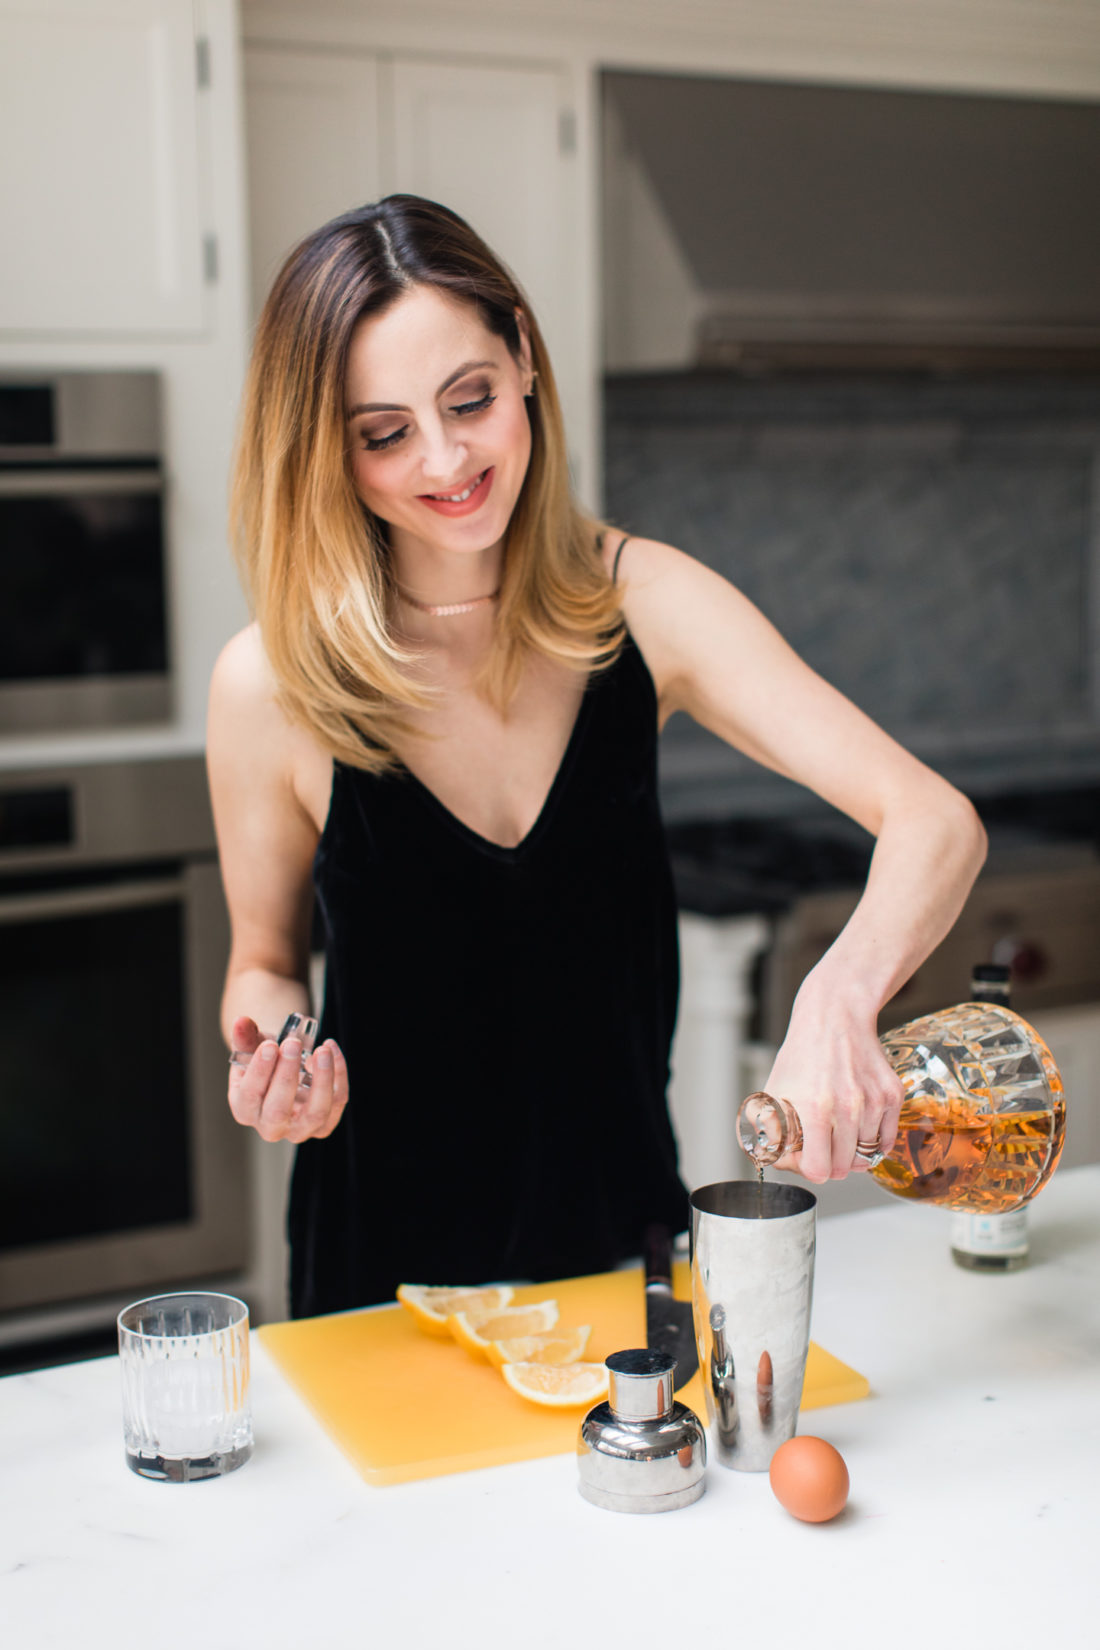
949;964;1029;1272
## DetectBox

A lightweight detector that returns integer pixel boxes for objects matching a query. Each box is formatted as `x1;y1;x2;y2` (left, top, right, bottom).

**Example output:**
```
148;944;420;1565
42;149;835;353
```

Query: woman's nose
418;422;468;488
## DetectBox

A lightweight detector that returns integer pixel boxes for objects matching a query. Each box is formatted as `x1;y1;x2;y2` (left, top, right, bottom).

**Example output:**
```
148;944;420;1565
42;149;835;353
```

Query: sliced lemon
448;1300;560;1357
501;1361;610;1408
485;1326;592;1369
396;1283;514;1337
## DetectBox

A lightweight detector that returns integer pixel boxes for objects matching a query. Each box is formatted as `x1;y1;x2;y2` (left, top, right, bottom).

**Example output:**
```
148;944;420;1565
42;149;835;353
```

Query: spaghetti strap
612;534;630;585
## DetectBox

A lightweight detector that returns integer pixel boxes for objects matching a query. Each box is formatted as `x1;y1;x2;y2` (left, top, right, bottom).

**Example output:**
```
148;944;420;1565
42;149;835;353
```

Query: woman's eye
358;392;493;450
363;426;407;451
452;392;496;417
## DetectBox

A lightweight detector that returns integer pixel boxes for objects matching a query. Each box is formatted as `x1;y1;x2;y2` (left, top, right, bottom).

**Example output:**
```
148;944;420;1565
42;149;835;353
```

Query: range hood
694;333;1100;375
602;72;1100;372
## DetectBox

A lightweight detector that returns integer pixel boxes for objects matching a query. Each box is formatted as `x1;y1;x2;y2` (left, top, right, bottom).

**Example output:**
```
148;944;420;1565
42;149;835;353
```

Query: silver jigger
690;1181;817;1472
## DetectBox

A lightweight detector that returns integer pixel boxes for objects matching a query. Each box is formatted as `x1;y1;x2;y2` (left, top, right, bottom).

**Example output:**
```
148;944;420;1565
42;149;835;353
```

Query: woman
208;195;986;1317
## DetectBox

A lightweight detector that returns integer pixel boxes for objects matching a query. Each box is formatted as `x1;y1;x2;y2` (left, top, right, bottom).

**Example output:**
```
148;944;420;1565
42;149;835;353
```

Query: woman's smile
419;466;494;515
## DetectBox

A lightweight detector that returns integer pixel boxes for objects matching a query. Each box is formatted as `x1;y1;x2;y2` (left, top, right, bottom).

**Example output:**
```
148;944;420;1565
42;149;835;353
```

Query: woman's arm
206;626;348;1143
614;538;987;1183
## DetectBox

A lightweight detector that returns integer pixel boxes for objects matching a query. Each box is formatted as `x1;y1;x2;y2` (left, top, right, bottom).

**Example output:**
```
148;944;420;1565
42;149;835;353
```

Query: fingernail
280;1037;301;1062
259;1042;277;1063
314;1046;332;1069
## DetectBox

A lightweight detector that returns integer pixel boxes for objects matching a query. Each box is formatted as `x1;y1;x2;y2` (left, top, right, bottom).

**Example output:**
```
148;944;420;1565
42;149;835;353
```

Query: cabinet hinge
559;109;576;155
196;36;211;89
202;235;219;284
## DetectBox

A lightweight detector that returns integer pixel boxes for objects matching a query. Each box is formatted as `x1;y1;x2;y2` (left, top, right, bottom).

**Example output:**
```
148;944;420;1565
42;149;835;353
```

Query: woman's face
344;284;533;563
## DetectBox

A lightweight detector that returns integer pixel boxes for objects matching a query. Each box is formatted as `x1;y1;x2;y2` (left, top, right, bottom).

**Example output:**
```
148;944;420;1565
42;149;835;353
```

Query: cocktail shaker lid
577;1350;706;1514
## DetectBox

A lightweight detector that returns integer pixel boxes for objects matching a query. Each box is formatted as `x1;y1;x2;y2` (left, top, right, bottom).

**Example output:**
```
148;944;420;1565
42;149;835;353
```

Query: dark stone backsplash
604;372;1100;821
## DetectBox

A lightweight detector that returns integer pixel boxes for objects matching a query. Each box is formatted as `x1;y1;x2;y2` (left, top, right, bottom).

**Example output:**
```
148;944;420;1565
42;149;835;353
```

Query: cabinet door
243;48;381;322
0;0;204;335
386;57;583;489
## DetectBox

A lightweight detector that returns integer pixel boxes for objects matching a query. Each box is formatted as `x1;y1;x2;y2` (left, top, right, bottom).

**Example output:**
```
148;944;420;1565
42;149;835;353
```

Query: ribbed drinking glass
117;1292;252;1482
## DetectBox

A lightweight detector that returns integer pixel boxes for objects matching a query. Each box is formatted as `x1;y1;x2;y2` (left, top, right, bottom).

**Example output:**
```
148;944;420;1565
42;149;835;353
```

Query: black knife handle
644;1222;673;1290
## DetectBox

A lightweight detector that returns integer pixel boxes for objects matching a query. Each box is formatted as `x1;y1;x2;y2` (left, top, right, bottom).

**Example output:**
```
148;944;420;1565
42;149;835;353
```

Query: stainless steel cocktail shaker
691;1181;816;1472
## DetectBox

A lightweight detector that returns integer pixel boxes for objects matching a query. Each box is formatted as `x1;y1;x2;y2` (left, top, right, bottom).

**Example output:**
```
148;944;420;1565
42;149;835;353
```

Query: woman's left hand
761;973;903;1183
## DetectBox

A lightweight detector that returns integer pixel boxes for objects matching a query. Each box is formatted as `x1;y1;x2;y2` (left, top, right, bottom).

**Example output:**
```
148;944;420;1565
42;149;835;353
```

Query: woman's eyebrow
346;359;495;419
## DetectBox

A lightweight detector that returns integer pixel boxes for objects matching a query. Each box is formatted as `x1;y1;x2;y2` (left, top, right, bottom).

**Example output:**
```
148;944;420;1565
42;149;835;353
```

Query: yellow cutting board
258;1263;869;1487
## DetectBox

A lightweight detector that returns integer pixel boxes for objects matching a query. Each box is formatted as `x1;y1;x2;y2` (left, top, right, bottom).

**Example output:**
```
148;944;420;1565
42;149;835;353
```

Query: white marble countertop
3;1167;1098;1650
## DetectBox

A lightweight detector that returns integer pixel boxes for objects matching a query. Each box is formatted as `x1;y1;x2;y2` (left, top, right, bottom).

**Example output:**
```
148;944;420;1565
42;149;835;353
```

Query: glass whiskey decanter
737;1002;1066;1212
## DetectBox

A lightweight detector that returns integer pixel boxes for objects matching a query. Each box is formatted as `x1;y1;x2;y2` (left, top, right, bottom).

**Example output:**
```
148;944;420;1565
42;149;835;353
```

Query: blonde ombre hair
231;195;624;771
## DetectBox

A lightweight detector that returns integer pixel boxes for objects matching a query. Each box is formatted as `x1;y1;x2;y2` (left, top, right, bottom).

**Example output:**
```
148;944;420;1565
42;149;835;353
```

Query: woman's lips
418;466;494;517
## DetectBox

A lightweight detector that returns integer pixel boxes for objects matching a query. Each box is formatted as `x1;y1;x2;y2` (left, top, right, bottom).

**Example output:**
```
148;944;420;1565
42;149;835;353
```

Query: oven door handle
0;877;184;924
0;468;163;497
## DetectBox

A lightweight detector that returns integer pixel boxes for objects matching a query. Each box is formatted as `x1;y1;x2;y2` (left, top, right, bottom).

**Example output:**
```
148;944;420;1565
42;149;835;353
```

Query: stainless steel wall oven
0;371;171;734
0;758;247;1332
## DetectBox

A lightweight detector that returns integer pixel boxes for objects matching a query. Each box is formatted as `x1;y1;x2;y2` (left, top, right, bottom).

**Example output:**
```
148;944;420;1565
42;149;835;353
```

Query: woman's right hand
227;1015;349;1143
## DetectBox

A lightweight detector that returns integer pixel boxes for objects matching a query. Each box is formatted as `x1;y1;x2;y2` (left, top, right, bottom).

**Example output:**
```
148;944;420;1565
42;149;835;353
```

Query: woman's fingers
773;1074;903;1183
255;1036;308;1139
317;1041;350;1137
843;1068;904;1175
876;1081;903;1158
229;1036;306;1141
286;1042;336;1141
227;1037;280;1130
227;1030;349;1143
285;1041;349;1142
797;1119;841;1185
825;1090;862;1180
227;1016;272;1128
286;1043;332;1140
231;1014;264;1055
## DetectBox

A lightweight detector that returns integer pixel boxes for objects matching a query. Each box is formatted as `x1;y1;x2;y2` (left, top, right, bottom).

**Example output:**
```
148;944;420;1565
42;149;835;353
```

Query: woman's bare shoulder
208;625;331;825
210;622;277;710
604;536;716;684
600;531;698;588
208;623;293;780
209;623;309;748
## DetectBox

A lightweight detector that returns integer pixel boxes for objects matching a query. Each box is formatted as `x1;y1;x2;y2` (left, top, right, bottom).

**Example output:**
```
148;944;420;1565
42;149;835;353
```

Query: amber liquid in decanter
868;1097;1061;1208
738;1002;1066;1214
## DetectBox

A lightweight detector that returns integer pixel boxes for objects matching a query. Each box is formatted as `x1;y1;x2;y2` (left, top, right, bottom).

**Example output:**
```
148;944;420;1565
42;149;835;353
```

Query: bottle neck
737;1091;802;1167
970;965;1011;1008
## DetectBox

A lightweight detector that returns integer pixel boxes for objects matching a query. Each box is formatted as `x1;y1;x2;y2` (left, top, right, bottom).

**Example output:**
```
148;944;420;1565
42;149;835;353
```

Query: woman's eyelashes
361;390;497;452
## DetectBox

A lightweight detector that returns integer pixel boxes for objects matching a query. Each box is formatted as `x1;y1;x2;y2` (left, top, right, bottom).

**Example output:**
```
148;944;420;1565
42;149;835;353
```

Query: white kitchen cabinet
386;58;575;415
0;0;208;335
243;47;381;319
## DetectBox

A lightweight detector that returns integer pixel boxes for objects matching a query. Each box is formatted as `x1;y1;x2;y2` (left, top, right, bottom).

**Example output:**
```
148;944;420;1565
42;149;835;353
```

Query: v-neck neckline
397;673;597;859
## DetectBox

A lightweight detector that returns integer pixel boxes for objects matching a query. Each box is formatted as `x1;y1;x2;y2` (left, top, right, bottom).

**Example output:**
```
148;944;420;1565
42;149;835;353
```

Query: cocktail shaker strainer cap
577;1349;706;1514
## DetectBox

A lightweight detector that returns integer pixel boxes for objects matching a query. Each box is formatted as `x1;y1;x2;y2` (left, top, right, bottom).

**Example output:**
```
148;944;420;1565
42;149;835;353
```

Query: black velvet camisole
288;628;688;1317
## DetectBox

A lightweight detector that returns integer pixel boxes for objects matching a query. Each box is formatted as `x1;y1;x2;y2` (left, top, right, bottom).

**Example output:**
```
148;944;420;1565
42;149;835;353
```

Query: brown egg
769;1435;849;1522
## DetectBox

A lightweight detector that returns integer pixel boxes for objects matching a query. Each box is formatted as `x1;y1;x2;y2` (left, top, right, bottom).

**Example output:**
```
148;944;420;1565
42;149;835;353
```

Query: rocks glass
117;1292;252;1482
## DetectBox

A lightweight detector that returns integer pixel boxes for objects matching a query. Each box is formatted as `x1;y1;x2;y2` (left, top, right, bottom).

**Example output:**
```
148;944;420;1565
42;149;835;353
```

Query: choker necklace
397;586;501;617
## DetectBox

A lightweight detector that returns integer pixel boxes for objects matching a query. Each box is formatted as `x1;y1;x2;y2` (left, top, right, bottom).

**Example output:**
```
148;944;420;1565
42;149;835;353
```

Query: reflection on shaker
708;1304;738;1449
757;1350;774;1426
